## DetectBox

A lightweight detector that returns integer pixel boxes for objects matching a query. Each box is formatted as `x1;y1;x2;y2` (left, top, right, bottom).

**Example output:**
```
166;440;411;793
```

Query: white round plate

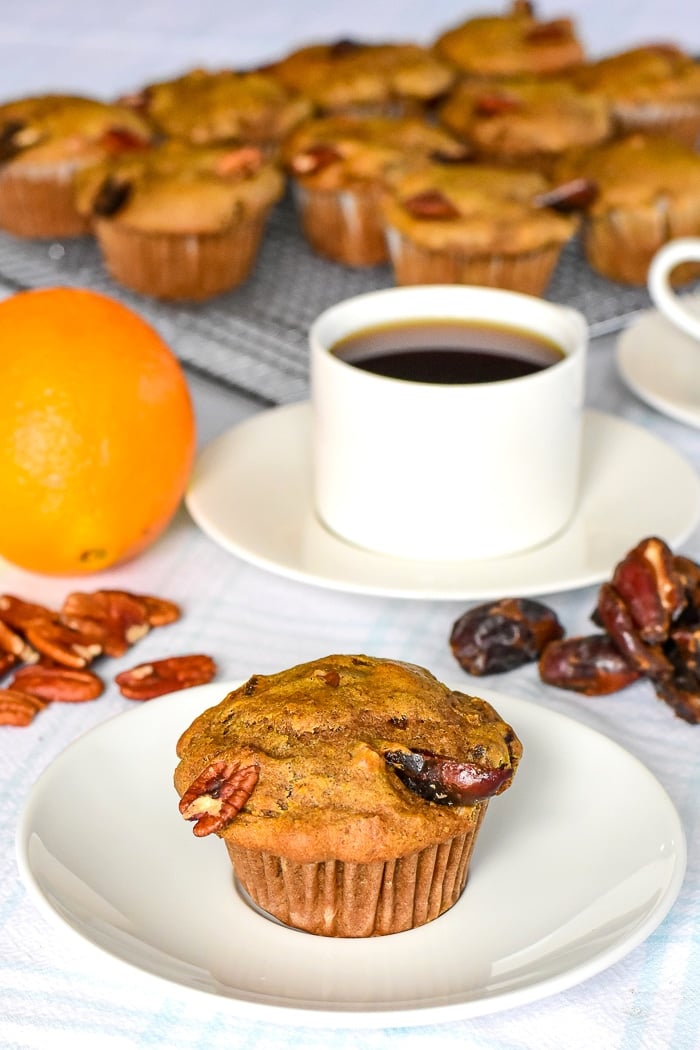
617;297;700;429
185;403;700;600
17;682;685;1029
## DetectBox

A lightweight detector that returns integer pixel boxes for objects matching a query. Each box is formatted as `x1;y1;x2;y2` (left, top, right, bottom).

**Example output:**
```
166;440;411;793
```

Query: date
450;598;564;675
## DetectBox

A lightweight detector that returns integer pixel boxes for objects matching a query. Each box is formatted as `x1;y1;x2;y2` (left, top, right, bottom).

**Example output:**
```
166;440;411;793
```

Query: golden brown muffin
438;74;613;173
121;67;312;151
75;139;284;301
573;44;700;147
0;94;154;237
174;654;522;937
268;39;456;116
380;160;578;292
434;1;585;79
281;114;469;265
555;133;700;285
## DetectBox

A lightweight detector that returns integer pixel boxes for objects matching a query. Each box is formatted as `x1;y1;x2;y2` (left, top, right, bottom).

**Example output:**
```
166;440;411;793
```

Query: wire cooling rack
0;192;669;405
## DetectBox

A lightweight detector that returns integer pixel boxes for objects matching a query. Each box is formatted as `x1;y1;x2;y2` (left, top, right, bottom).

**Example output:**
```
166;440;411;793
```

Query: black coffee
331;319;565;384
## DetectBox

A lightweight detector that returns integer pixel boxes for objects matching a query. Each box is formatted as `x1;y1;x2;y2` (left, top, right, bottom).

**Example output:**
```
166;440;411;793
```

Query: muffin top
438;75;613;163
74;139;284;233
122;68;312;145
433;1;585;78
281;114;469;191
381;161;578;252
573;45;700;107
555;133;700;215
174;654;522;862
268;40;456;113
0;94;153;170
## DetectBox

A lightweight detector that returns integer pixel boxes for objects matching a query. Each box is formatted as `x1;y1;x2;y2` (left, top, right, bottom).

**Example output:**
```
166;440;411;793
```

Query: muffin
281;114;469;266
438;74;613;174
380;160;579;292
433;1;585;79
0;94;154;238
121;67;312;152
75;139;284;301
555;133;700;285
268;39;456;117
174;654;522;938
573;44;700;147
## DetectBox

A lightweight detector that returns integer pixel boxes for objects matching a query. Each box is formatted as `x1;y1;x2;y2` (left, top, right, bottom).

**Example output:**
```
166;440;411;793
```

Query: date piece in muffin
75;140;284;301
268;39;456;117
573;44;700;148
0;94;153;238
381;160;579;292
433;1;585;79
438;74;613;174
174;654;522;937
282;114;469;266
121;68;312;151
555;133;700;285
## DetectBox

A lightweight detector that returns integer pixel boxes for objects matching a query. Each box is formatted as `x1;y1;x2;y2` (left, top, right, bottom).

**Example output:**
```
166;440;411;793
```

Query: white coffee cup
309;285;588;561
648;238;700;341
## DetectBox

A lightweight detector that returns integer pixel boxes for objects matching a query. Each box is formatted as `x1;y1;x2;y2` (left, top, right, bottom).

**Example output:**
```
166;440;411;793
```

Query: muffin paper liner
94;212;272;301
0;168;90;238
293;183;389;267
385;226;564;295
226;802;487;937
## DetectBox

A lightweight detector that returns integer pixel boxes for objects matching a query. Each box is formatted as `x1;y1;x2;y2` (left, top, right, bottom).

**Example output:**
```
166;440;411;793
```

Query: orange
0;287;196;575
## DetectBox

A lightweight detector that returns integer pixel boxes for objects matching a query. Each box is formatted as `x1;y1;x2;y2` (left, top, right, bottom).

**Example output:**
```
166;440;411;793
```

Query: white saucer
16;682;686;1029
617;296;700;429
185;403;700;600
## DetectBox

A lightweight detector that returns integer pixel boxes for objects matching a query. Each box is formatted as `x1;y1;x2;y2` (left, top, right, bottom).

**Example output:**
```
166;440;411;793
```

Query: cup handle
648;238;700;342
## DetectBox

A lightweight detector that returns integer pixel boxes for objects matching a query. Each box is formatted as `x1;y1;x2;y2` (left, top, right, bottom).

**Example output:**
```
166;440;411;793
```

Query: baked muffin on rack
573;44;700;147
438;74;613;174
0;94;153;238
75;139;284;301
554;133;700;285
268;39;456;117
121;67;312;152
380;159;580;292
281;114;469;266
433;1;585;79
174;654;522;938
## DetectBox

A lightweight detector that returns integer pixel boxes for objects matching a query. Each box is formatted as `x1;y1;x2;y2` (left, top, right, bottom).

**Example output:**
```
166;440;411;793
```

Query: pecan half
0;620;38;663
215;145;264;177
0;651;17;678
538;635;641;695
139;594;181;627
179;759;259;836
0;594;55;631
474;92;522;116
384;746;512;804
24;620;102;668
524;18;573;43
533;177;597;212
288;144;342;176
115;653;216;700
98;126;150;153
9;665;104;703
60;589;150;657
403;189;459;219
0;688;47;726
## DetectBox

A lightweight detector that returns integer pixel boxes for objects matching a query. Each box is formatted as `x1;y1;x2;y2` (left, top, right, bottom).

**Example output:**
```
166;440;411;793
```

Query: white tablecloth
2;4;700;1048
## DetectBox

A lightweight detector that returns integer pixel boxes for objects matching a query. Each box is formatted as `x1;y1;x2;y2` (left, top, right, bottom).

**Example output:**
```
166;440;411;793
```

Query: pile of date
450;536;700;724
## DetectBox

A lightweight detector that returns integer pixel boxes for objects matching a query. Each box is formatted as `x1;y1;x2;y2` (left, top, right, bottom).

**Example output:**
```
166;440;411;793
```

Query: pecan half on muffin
555;133;700;285
282;114;469;266
0;94;154;238
268;39;456;117
573;44;700;148
121;67;312;152
438;74;613;175
380;160;579;292
174;654;522;937
75;139;284;301
433;1;585;79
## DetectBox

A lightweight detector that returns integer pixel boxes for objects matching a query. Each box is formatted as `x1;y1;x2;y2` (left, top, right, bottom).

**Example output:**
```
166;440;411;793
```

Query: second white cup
309;285;588;562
